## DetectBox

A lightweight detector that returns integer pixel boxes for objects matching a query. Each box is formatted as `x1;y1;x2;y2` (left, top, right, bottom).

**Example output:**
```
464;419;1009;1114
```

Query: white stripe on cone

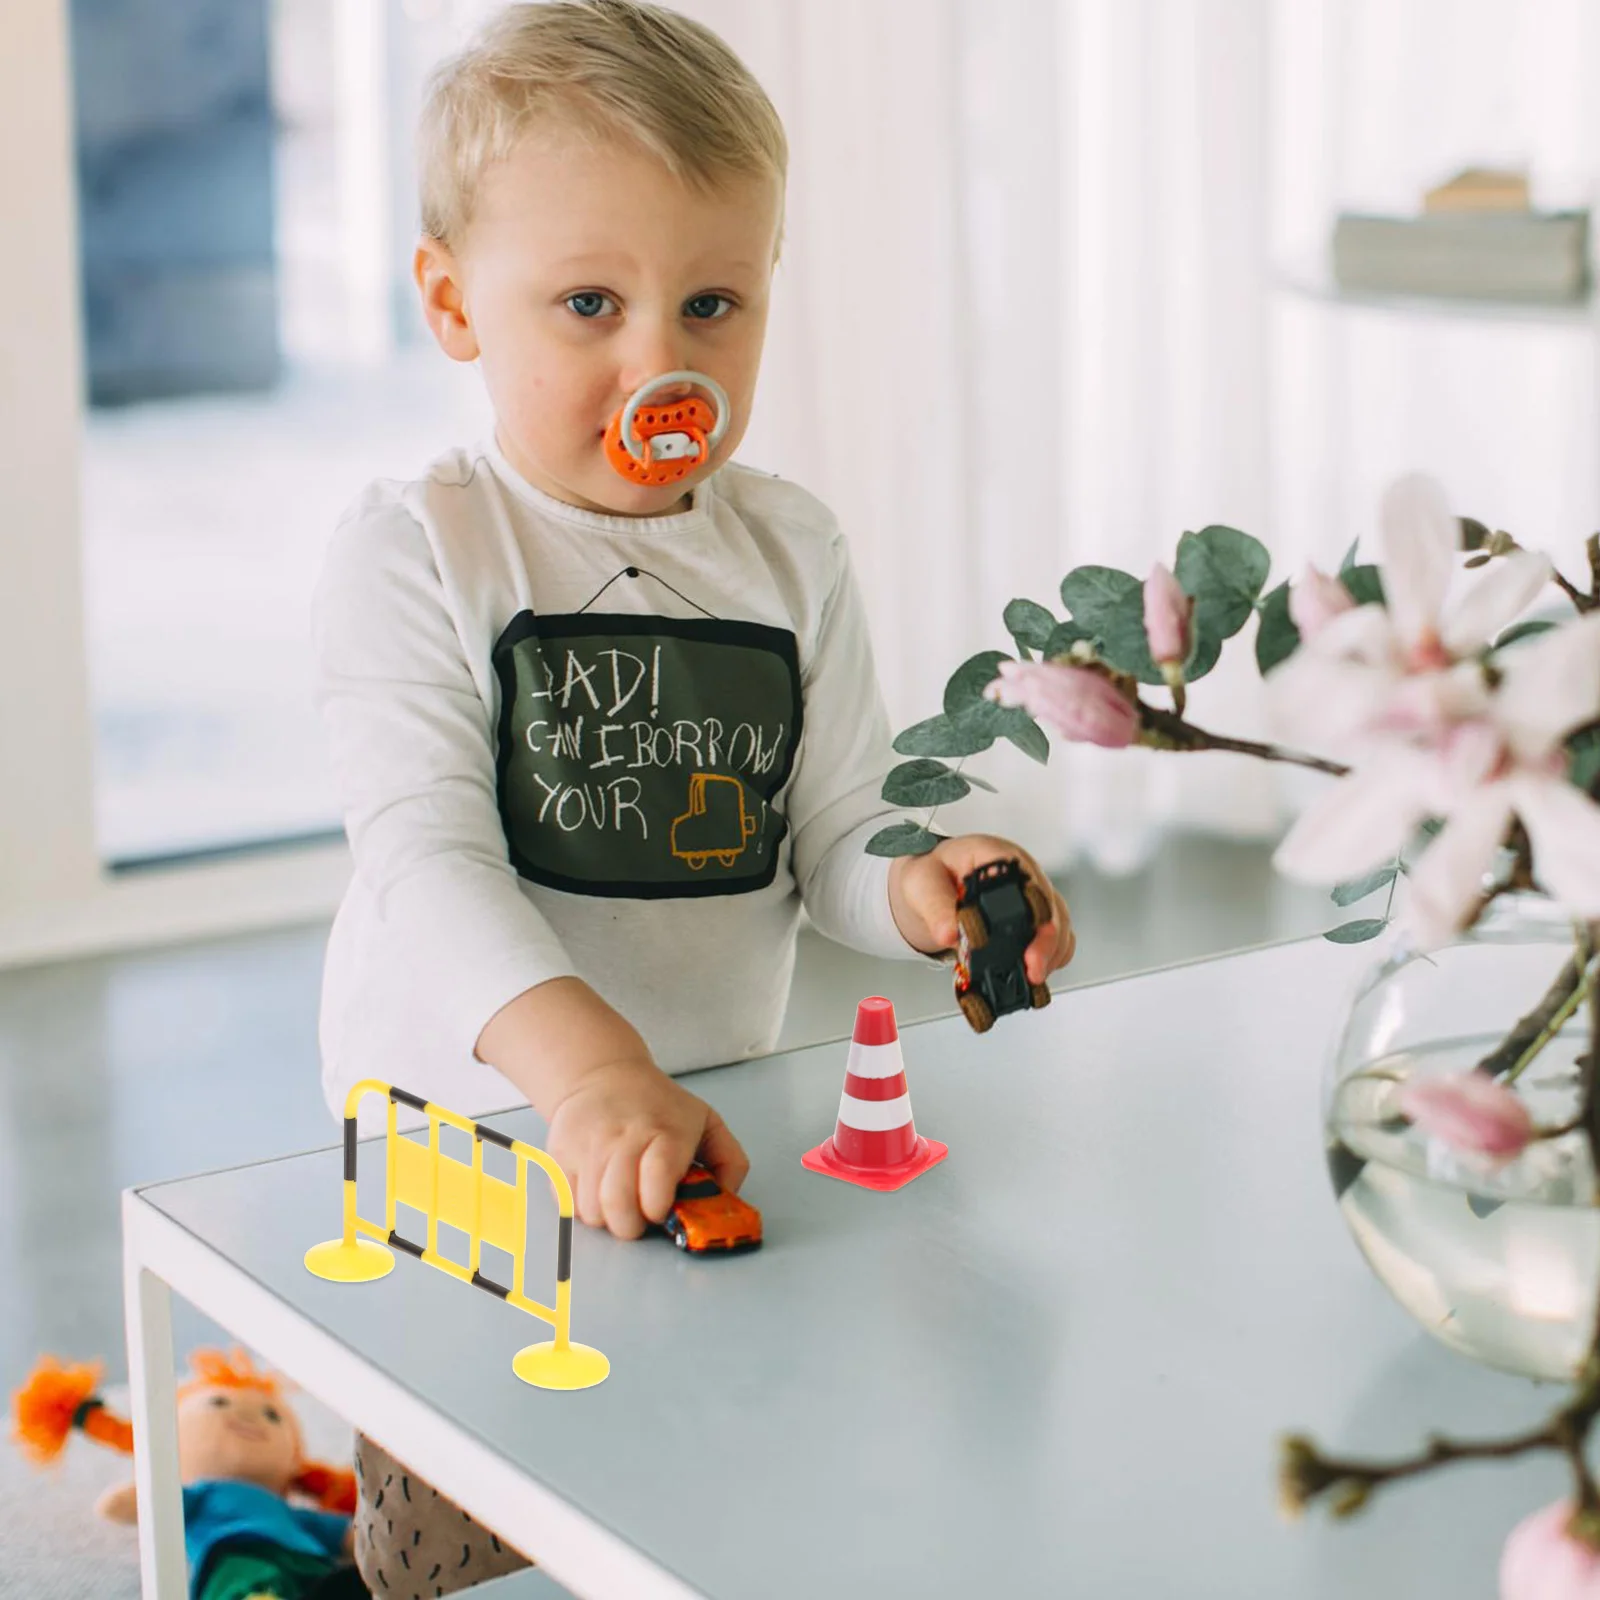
846;1039;904;1080
836;1092;914;1132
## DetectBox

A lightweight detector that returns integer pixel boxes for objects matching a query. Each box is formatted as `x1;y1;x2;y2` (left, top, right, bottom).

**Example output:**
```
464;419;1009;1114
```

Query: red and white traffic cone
801;996;948;1192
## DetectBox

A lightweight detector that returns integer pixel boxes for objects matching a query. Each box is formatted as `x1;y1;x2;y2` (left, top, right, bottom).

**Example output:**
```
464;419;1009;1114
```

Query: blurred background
17;0;1596;891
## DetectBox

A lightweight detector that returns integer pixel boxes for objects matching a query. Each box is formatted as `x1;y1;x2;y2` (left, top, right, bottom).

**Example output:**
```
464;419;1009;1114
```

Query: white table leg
124;1198;187;1598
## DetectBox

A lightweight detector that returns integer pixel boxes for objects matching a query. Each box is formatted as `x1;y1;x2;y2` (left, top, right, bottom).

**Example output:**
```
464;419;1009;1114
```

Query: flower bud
986;660;1140;748
1277;1435;1341;1521
1501;1501;1600;1600
1288;565;1357;640
1396;1071;1533;1163
1143;562;1193;668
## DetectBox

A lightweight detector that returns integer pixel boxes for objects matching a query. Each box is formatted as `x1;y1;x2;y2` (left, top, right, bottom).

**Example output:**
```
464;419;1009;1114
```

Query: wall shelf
1274;268;1594;330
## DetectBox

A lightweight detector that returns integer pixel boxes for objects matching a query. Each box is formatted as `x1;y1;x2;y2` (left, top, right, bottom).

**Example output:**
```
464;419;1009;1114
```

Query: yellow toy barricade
305;1081;608;1391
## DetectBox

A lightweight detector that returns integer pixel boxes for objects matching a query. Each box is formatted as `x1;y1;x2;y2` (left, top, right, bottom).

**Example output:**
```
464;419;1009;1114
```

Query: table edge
122;1189;704;1600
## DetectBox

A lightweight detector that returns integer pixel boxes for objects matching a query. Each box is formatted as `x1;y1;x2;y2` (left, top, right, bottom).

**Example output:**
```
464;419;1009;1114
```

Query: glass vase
1325;894;1597;1382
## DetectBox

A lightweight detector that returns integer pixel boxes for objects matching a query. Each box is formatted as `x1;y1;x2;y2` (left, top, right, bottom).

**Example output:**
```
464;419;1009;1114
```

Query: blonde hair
418;0;788;246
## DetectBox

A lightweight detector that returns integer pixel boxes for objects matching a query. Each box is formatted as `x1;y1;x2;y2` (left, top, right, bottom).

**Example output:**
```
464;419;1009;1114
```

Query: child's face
420;129;781;518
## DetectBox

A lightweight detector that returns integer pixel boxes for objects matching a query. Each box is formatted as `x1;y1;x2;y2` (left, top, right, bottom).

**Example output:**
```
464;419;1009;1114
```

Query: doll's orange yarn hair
178;1346;284;1403
12;1357;132;1463
11;1349;355;1513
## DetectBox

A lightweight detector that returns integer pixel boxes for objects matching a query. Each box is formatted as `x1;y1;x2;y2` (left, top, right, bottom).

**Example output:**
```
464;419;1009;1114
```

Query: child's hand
544;1058;750;1240
888;835;1075;984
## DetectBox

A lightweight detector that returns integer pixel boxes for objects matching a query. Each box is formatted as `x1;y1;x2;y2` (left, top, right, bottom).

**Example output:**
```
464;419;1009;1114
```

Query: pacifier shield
604;396;718;487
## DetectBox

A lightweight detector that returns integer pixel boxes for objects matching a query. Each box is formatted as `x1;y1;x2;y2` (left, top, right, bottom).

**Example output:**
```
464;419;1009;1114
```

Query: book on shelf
1423;168;1530;214
1331;210;1590;304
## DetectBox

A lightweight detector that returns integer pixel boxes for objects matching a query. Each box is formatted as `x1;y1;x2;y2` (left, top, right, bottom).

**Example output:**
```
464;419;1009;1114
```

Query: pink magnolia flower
1396;1071;1534;1163
1143;562;1193;666
1501;1502;1600;1600
1269;474;1551;749
1267;474;1600;948
986;660;1140;748
1274;613;1600;947
1288;564;1356;641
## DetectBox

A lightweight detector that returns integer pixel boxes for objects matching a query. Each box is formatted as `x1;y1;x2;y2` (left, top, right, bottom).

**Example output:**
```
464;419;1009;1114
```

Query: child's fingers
1025;890;1077;981
637;1132;690;1224
899;855;960;949
597;1141;650;1239
698;1111;750;1195
569;1152;604;1231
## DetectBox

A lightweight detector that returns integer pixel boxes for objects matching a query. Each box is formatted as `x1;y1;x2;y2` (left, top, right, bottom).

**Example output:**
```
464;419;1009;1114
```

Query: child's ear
414;239;480;364
95;1480;138;1523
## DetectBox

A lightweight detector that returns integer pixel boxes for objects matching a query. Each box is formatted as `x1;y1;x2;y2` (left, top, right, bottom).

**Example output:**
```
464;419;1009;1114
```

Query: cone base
511;1341;610;1391
801;1134;948;1192
305;1238;394;1283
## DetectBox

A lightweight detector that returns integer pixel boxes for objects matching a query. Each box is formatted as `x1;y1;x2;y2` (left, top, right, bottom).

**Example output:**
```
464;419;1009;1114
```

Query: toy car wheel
956;905;988;951
959;991;995;1033
1024;880;1053;931
1030;982;1053;1010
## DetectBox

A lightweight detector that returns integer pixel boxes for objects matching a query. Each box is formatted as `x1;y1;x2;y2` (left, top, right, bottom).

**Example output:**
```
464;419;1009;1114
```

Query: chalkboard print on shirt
491;611;803;899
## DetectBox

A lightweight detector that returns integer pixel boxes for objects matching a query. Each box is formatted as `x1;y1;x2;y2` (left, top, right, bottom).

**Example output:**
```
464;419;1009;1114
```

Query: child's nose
617;328;690;398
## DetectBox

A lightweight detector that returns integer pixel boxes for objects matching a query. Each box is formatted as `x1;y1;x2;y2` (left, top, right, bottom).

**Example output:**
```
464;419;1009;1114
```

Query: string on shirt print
574;565;722;620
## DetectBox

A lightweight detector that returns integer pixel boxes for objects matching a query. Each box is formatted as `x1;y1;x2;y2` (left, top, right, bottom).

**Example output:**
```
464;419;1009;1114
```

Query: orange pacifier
603;370;731;488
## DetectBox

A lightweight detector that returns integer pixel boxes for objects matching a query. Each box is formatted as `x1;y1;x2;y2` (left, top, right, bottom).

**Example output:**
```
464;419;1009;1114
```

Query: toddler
313;2;1074;1588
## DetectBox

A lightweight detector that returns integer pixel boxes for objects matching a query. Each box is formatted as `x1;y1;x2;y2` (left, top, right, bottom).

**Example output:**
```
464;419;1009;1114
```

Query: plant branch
1139;707;1351;778
1556;565;1598;614
1476;941;1591;1083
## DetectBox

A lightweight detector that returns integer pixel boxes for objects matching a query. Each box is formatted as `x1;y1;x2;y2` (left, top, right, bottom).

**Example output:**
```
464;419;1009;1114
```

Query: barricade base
512;1340;611;1391
305;1238;395;1282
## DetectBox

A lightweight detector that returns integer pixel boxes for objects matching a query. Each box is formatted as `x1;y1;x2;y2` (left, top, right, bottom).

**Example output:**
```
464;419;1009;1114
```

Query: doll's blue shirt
182;1479;348;1596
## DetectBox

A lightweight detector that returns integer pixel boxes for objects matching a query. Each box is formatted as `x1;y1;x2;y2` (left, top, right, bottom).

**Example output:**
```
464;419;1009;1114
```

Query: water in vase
1328;1037;1600;1383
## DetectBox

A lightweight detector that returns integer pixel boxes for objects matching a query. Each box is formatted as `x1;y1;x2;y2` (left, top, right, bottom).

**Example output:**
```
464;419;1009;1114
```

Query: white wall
0;0;348;969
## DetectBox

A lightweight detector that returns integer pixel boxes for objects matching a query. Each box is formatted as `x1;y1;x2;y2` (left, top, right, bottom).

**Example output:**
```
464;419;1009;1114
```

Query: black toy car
953;858;1053;1033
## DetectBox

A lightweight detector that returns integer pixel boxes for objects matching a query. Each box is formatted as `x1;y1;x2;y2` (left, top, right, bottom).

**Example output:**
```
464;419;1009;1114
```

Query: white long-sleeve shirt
313;441;911;1122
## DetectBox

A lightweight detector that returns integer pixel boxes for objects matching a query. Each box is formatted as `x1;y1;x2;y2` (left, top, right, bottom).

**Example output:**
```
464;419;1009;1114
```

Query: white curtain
387;0;1600;874
1269;0;1600;590
690;0;1281;873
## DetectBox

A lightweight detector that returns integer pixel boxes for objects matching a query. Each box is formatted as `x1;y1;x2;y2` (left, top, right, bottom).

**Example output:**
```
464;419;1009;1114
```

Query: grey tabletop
141;939;1568;1598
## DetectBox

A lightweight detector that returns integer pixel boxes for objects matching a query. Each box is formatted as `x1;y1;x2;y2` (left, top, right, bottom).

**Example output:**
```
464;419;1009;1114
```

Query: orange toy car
662;1166;763;1253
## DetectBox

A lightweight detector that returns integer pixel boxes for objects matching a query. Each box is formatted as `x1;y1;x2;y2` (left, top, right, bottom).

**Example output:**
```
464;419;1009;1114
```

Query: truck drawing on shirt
670;773;759;870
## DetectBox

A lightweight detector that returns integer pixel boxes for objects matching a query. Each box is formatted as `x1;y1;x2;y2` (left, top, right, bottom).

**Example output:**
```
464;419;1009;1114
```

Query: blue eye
684;293;733;321
565;292;616;318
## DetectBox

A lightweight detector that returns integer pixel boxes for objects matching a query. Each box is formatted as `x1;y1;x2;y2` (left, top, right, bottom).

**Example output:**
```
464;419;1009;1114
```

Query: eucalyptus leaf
866;821;945;858
1324;917;1389;945
1043;620;1094;659
1569;725;1600;794
998;709;1051;765
1326;1140;1366;1200
1059;566;1161;684
1341;564;1386;608
1495;619;1558;651
1331;865;1398;907
892;711;996;759
1255;580;1302;675
944;650;1013;715
1174;525;1271;643
1003;598;1058;658
883;758;972;808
